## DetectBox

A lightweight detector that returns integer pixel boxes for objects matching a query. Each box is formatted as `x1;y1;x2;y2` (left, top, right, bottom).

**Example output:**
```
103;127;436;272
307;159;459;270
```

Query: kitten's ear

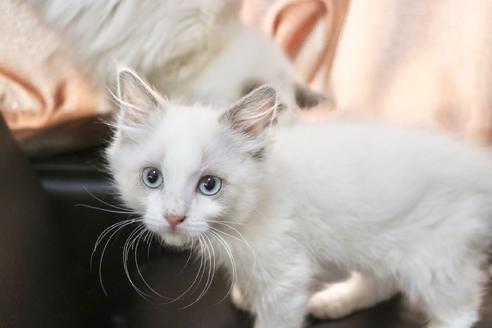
115;68;162;126
221;85;284;137
295;83;328;109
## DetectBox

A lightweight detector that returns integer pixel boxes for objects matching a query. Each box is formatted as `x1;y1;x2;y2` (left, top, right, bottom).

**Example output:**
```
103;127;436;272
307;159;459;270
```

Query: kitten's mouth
159;227;188;237
158;229;196;248
167;228;188;236
147;225;195;248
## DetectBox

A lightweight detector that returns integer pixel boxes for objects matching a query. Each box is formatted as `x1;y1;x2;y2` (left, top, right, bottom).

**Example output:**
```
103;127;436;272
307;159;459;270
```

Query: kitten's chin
158;232;192;250
146;223;196;249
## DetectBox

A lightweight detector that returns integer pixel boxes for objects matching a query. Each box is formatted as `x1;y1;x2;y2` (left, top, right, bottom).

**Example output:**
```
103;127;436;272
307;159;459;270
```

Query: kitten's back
271;120;492;211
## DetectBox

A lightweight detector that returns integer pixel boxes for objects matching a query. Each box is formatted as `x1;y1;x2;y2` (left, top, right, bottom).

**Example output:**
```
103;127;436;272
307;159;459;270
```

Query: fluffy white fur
107;69;492;328
27;0;305;108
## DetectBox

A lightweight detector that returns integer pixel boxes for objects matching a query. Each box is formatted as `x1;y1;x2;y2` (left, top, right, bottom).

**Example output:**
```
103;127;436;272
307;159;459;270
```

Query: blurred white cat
106;69;492;328
27;0;321;109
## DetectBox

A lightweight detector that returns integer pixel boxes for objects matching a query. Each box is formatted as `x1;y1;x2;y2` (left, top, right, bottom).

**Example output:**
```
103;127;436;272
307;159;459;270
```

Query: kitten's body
27;0;306;108
219;122;492;327
107;70;492;328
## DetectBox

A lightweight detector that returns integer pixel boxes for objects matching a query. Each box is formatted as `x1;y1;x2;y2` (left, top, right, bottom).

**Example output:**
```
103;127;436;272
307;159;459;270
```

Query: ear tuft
221;85;284;137
295;84;328;109
114;67;162;126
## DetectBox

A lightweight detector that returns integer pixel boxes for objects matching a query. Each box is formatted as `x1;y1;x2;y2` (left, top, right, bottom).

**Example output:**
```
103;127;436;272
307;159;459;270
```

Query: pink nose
164;213;186;231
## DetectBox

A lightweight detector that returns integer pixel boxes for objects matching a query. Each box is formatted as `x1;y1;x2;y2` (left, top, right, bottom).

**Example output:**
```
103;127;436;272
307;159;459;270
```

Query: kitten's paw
426;310;480;328
426;321;473;328
230;284;252;313
308;272;397;320
307;283;360;319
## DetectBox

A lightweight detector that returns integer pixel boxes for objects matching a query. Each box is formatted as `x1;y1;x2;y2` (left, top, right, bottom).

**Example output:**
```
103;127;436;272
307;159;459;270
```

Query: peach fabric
2;1;492;155
242;0;349;89
0;0;105;155
328;1;492;145
244;0;492;145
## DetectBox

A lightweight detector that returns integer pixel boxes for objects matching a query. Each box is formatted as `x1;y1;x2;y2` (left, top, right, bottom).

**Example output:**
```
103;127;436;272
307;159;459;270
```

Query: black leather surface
26;144;492;328
0;116;97;328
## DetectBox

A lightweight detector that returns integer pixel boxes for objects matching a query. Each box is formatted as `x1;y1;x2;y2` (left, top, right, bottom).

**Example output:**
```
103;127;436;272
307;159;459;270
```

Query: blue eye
197;175;222;196
142;167;163;189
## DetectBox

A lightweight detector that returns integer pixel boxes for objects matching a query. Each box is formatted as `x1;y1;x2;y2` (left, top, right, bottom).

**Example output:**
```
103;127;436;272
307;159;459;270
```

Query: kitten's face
106;69;281;247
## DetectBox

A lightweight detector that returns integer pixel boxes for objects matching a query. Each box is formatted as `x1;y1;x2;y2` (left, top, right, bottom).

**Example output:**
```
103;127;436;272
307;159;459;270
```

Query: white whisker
195;233;216;303
93;218;141;295
134;229;169;299
180;237;196;273
82;187;133;211
76;203;136;214
181;234;213;309
168;237;205;305
122;225;154;300
208;229;238;304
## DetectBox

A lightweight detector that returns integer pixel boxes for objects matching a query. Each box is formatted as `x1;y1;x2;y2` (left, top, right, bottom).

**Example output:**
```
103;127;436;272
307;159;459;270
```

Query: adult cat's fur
107;69;492;328
27;0;319;108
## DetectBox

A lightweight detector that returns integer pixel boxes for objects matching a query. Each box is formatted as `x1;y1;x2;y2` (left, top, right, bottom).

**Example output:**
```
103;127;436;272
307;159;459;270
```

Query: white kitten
107;69;492;328
27;0;320;108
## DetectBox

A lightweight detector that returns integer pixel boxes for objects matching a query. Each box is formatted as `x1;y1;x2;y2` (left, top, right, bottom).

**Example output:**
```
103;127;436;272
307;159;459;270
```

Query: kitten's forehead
152;105;222;172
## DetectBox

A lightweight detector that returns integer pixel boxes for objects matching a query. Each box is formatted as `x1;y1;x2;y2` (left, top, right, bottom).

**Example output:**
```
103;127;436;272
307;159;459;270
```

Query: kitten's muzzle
164;213;186;232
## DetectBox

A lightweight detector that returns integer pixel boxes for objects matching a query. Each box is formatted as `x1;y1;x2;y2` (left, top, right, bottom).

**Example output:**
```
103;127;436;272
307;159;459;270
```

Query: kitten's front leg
250;263;313;328
307;271;398;319
231;283;254;313
253;286;310;328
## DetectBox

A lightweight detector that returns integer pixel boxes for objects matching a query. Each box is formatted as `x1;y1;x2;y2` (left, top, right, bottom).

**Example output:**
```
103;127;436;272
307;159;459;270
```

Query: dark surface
0;121;487;327
0;116;97;328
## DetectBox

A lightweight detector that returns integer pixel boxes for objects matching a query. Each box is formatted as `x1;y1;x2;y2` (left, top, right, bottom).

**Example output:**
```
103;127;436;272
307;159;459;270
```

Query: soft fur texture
27;0;320;109
107;69;492;328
